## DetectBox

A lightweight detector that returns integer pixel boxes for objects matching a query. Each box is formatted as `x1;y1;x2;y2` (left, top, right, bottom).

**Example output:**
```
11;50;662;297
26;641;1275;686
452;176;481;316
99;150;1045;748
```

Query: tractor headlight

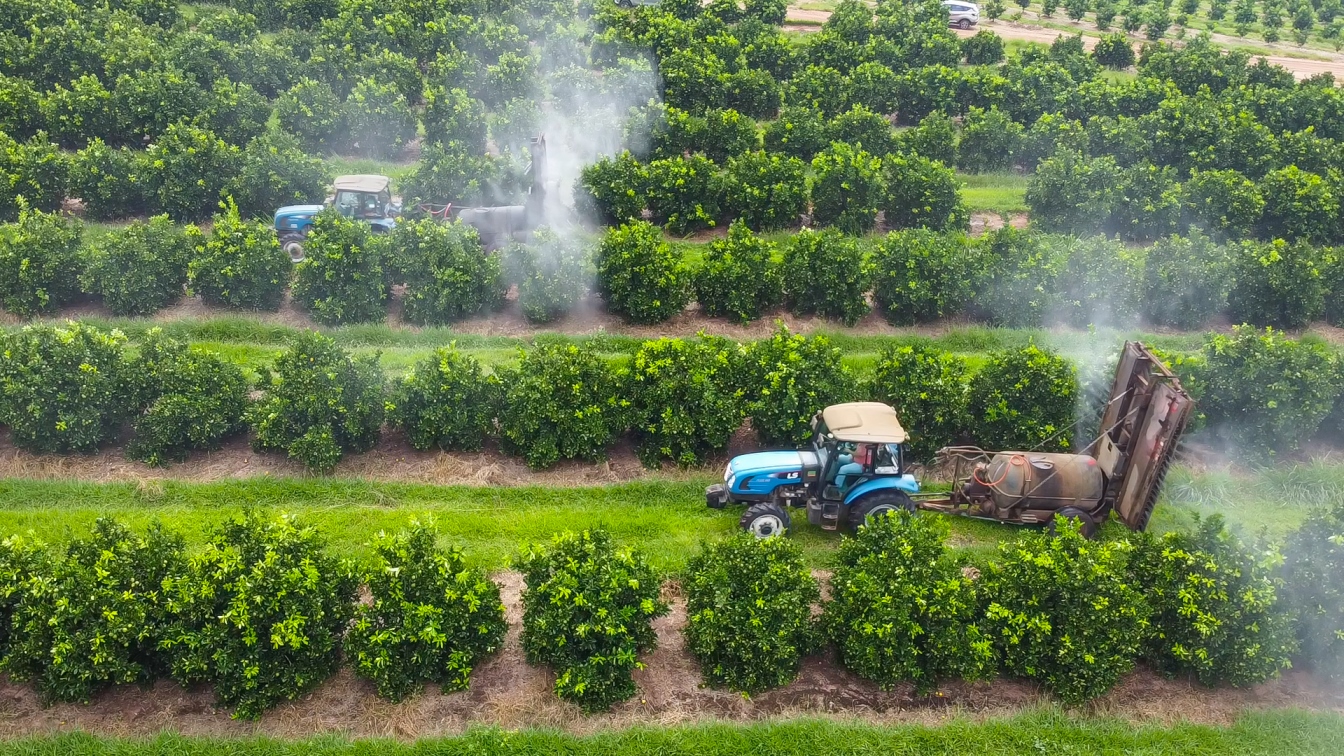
723;464;732;482
726;474;737;490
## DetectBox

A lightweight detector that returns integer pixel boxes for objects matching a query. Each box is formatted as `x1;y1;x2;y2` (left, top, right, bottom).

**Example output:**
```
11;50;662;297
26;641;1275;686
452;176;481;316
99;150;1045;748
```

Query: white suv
943;1;980;29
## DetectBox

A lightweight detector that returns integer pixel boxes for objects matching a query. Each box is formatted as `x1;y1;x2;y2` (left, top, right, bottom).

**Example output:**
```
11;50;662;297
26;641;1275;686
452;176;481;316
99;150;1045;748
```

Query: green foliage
782;228;870;326
0;135;69;219
693;219;783;324
162;511;358;719
0;323;131;454
389;219;502;325
188;198;290;311
519;530;668;712
867;344;971;460
69;140;152;221
80;216;190;316
0;533;48;661
596;221;691;324
957;106;1024;172
829;105;896;158
1093;32;1136;68
226;128;330;221
738;326;850;447
1258;166;1338;243
347;523;506;702
982;523;1148;704
975;229;1068;328
576;151;647;225
762;105;828;161
41;74;116;148
249;332;385;472
503;227;590;324
200;80;271;147
1142;232;1232;329
1227;239;1324;329
145;123;241;223
968;344;1076;452
389;346;500;453
1130;517;1296;687
1281;502;1344;683
1060;235;1145;328
343;77;417;159
0;202;82;316
701;108;759;163
881;153;967;232
685;534;819;695
723;151;808;232
871;229;974;325
3;519;184;703
1183;169;1264;241
827;511;993;693
809;142;883;235
292;210;388;326
402;142;501;206
644;155;724;235
422;86;487;152
962;30;1006;65
497;344;625;469
276;78;344;153
628;337;743;466
898;112;958;168
1192;326;1341;457
126;333;249;467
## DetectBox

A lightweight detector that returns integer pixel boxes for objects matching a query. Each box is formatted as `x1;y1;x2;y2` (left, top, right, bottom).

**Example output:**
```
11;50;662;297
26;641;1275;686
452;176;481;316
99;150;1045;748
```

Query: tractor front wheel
280;234;306;263
740;502;791;539
851;490;916;530
1049;507;1099;539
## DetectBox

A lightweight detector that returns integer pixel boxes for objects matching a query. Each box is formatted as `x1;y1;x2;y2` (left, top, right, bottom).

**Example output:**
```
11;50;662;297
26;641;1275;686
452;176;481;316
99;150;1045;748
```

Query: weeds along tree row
0;507;1340;718
8;2;1344;234
10;203;1344;335
0;321;1338;470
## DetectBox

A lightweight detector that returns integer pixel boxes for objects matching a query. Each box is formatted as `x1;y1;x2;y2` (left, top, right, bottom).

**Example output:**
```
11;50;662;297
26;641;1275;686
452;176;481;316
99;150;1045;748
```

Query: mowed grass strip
0;460;1329;573
0;477;1021;572
4;710;1344;755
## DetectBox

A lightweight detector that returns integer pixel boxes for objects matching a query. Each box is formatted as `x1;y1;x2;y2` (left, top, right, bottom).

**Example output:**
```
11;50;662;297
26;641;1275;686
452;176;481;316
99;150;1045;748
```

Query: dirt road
785;11;1344;80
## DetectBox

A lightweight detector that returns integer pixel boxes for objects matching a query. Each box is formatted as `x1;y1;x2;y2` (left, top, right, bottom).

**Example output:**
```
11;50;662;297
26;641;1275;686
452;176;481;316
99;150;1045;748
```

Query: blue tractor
709;342;1195;540
706;402;919;537
274;175;400;262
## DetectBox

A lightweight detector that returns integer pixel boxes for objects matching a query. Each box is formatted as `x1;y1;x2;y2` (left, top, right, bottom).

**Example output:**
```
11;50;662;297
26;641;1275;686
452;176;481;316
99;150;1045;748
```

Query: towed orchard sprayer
707;341;1194;538
273;136;549;261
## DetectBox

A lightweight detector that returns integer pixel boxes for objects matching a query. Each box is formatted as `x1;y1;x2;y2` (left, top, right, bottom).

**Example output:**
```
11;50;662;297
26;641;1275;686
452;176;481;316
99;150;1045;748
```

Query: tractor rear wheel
740;502;791;538
1049;507;1099;539
851;490;916;530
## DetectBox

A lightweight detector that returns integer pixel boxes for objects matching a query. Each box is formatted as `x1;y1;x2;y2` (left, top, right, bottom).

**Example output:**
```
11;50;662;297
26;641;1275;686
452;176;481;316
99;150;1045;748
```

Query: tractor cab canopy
332;175;394;220
816;403;908;445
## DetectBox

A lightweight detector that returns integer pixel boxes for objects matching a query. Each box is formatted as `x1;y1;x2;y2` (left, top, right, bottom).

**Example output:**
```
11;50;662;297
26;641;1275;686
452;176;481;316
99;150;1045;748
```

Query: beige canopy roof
822;402;908;444
333;175;391;193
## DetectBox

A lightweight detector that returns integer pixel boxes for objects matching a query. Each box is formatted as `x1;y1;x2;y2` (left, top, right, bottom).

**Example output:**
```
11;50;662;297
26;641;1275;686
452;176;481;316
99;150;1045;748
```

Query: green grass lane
0;477;1017;573
0;460;1331;573
5;710;1344;754
960;172;1030;215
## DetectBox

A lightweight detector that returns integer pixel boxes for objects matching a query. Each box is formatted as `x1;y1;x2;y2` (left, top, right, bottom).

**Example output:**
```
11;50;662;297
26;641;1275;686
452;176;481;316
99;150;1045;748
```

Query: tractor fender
844;475;919;506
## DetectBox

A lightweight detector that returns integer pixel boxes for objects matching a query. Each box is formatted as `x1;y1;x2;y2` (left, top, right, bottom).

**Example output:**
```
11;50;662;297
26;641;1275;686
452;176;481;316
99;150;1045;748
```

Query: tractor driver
835;443;872;490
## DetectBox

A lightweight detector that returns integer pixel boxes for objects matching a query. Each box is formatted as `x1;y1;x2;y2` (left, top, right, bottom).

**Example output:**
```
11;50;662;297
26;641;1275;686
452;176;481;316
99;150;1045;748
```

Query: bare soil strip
0;571;1339;740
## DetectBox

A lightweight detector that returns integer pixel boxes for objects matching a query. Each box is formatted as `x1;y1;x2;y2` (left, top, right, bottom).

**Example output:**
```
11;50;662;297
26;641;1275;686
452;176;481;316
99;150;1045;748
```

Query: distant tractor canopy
331;175;395;220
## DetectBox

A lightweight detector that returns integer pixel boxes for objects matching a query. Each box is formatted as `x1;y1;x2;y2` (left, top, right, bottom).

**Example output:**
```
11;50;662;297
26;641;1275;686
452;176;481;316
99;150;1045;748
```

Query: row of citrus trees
3;320;1340;470
0;322;1076;471
1;507;1340;719
12;199;1344;337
